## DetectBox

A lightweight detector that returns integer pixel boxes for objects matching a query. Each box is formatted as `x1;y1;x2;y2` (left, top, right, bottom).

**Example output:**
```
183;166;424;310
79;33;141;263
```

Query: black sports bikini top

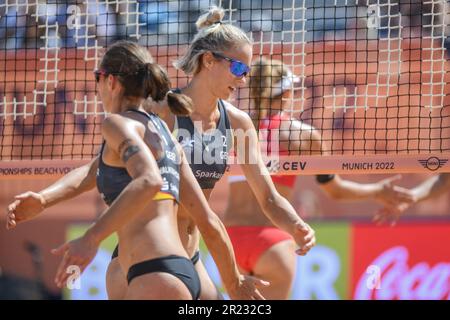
96;109;180;205
174;98;233;190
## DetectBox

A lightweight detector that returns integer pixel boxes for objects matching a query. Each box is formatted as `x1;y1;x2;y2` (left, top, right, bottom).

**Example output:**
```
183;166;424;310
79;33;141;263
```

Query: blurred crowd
1;0;448;49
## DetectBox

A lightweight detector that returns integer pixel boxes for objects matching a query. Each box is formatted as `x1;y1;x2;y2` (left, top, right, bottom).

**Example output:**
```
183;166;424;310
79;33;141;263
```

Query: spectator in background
0;5;28;49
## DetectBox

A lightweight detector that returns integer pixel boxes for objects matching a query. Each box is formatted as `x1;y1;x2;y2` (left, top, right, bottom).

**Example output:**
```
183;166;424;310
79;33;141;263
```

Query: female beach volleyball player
6;40;268;300
149;6;316;299
222;57;415;299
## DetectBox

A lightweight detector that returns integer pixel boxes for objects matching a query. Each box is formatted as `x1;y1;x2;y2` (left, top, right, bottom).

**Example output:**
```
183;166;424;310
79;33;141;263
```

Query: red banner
351;223;450;300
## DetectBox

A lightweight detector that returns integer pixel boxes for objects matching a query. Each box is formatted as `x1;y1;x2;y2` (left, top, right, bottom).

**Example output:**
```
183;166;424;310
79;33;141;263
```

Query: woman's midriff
176;188;213;258
117;199;188;273
223;181;293;227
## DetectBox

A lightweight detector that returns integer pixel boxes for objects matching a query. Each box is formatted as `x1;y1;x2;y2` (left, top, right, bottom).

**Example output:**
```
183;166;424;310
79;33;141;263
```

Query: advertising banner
351;223;450;300
65;222;450;300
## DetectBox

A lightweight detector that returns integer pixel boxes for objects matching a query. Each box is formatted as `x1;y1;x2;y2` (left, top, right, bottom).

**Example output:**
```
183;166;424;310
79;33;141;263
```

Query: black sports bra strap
218;99;230;128
98;140;107;162
127;108;152;119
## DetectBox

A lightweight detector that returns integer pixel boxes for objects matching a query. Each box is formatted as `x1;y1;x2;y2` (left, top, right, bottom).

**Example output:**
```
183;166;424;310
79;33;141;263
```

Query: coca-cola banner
351;223;450;300
283;221;450;300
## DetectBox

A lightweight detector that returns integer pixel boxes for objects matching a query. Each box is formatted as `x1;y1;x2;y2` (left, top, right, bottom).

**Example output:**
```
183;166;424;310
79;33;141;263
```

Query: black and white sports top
96;109;180;205
174;97;233;190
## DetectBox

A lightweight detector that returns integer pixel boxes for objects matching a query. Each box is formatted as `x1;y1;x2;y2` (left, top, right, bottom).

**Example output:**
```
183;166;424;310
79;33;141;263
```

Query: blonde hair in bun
174;6;251;75
195;6;225;30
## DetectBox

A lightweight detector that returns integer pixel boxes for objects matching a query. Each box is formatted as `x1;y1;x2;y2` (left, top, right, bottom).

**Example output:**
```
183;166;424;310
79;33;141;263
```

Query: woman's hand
6;192;46;230
51;234;99;288
227;274;270;300
373;175;415;208
291;222;316;256
372;200;413;226
372;175;416;226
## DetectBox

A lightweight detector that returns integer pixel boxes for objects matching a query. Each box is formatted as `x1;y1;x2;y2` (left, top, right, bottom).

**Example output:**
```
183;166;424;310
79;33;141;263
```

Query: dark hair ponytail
143;63;192;116
167;92;193;116
100;40;192;116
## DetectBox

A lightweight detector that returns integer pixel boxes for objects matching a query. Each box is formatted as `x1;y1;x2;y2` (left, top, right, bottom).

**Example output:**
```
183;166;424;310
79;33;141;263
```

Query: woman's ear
109;75;124;97
107;74;116;90
202;52;215;71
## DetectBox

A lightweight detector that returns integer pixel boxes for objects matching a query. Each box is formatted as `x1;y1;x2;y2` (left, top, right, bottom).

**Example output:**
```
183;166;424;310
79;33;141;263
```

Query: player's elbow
260;193;281;213
198;212;223;239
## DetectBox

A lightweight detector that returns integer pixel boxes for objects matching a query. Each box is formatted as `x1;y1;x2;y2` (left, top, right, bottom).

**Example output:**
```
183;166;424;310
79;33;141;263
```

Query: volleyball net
1;0;450;177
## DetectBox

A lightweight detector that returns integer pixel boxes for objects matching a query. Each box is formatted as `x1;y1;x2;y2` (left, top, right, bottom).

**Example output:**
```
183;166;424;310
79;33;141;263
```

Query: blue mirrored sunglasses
93;69;108;83
212;52;251;77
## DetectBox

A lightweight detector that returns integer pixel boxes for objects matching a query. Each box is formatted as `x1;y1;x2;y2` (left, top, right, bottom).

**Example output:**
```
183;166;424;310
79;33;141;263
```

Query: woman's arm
410;173;450;202
6;157;99;229
178;145;268;300
40;158;99;207
53;115;163;287
285;119;413;206
318;174;414;207
230;108;315;256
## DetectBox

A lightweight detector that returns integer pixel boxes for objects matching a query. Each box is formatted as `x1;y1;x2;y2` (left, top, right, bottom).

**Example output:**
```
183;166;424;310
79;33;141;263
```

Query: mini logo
220;151;228;160
266;160;280;173
161;178;169;191
418;157;448;171
165;150;176;162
